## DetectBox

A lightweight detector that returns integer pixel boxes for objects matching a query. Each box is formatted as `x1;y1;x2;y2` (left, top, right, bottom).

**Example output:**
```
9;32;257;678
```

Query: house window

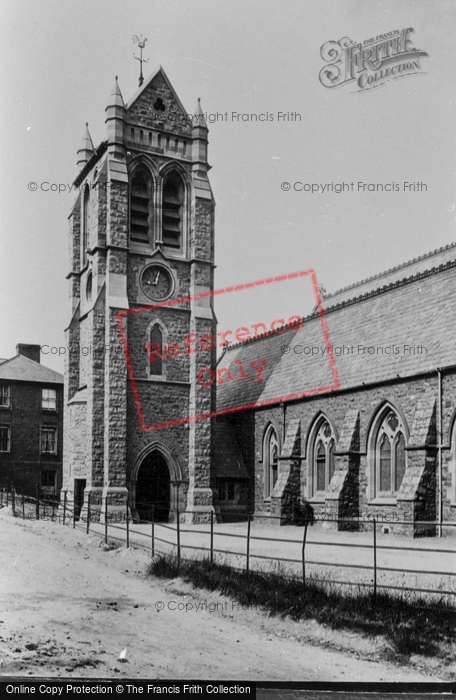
375;410;406;497
264;425;279;498
311;420;336;497
0;386;11;408
41;427;57;454
42;388;57;411
41;470;56;488
162;172;183;248
130;167;153;244
0;425;10;452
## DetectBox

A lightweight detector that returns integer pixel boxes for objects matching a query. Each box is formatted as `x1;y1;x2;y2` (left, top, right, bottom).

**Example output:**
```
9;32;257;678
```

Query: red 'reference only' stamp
116;269;340;431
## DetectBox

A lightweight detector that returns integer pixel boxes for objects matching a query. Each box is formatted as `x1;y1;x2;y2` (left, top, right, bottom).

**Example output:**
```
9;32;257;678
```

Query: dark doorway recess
136;451;170;522
74;478;86;521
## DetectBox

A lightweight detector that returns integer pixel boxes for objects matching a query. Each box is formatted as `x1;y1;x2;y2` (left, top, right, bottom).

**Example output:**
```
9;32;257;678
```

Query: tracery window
375;410;406;497
311;420;335;497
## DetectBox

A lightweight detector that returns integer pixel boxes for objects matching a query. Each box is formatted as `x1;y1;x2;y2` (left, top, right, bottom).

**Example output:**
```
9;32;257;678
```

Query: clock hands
144;270;161;287
142;266;171;299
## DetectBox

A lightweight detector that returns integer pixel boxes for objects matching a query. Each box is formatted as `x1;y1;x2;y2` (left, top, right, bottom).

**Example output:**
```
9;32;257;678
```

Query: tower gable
126;67;192;136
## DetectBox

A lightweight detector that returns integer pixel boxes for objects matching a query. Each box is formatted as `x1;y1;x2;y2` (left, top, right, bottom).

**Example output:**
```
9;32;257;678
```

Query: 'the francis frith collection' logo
319;28;428;92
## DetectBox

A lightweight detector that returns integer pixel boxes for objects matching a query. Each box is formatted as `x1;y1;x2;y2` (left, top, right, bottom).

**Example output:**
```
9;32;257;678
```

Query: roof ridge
326;241;456;299
0;354;64;382
323;258;456;314
224;257;456;352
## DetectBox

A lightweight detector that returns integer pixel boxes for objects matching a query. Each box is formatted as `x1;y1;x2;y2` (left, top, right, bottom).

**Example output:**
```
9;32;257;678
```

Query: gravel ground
81;517;456;602
1;506;454;681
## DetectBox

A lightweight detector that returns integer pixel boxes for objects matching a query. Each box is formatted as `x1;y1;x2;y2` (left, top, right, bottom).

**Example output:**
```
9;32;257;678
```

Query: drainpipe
437;369;443;538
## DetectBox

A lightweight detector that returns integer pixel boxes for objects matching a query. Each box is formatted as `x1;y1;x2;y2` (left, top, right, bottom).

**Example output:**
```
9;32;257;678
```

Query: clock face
140;264;173;301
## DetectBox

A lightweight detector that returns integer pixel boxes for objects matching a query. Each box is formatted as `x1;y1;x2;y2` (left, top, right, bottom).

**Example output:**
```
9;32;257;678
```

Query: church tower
63;68;216;523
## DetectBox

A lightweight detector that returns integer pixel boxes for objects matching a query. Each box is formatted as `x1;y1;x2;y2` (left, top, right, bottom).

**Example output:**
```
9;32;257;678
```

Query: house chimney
16;344;41;363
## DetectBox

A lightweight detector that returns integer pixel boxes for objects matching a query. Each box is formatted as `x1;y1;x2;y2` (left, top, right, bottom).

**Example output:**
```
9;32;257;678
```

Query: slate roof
325;242;456;306
217;244;456;412
0;355;63;384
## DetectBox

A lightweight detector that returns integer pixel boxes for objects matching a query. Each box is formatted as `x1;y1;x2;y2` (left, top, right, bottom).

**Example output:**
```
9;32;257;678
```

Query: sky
0;0;455;372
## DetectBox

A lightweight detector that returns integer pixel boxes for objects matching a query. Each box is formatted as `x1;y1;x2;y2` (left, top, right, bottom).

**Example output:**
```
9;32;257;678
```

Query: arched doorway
136;450;170;522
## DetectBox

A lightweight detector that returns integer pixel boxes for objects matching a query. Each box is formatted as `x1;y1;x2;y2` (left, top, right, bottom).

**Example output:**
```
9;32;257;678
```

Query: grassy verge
149;555;455;659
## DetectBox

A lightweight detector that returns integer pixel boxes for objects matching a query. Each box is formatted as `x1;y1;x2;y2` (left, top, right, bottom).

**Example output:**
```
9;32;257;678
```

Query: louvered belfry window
130;168;151;243
162;172;183;248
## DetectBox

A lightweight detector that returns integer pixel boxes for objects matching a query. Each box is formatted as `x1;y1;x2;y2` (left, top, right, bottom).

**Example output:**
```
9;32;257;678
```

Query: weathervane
132;35;148;87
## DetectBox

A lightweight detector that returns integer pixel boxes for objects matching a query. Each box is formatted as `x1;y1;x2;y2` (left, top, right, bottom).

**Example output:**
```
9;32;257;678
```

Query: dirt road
0;508;451;681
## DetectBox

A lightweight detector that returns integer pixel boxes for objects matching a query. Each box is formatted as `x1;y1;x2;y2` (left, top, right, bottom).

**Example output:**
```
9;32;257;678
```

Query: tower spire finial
132;34;149;87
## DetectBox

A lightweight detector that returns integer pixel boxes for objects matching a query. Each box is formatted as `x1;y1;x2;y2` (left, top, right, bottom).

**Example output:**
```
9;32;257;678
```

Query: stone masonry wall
246;372;456;535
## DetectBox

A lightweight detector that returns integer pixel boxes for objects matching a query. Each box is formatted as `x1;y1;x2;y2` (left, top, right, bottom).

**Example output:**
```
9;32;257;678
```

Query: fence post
63;490;67;525
373;517;377;601
151;505;155;558
86;493;91;534
302;520;309;584
176;507;181;568
104;496;108;544
210;510;214;564
126;500;130;548
52;493;55;522
73;491;76;529
35;483;40;520
246;514;252;572
12;486;16;517
22;489;25;520
1;486;3;506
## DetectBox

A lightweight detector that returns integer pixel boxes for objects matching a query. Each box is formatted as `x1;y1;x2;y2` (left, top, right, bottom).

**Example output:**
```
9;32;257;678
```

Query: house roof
217;244;456;413
0;355;63;384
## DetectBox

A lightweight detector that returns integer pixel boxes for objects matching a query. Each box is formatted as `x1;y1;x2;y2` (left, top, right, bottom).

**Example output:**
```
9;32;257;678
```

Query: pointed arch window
264;425;279;498
311;420;336;497
451;423;456;504
162;172;183;249
82;186;90;267
130;167;153;244
374;410;406;497
148;324;163;377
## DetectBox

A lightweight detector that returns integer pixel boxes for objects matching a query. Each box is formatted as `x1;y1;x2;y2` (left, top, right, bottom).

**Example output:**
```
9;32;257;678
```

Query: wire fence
2;485;455;604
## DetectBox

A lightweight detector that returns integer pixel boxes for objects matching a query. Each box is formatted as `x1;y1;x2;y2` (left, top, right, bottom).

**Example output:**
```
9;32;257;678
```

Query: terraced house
0;344;63;497
63;67;456;535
